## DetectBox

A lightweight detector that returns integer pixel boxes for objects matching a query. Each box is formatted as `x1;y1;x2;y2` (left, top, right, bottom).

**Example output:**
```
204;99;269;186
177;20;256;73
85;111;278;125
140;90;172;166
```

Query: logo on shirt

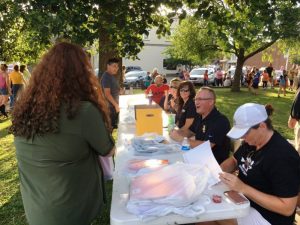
239;156;254;176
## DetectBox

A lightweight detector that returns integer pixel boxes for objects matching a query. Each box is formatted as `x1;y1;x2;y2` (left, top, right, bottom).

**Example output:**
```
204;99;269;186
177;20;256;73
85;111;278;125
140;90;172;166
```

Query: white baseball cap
227;103;268;139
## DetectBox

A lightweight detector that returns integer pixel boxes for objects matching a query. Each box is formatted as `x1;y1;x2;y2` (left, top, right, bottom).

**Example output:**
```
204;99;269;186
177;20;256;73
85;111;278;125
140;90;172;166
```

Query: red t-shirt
145;84;169;104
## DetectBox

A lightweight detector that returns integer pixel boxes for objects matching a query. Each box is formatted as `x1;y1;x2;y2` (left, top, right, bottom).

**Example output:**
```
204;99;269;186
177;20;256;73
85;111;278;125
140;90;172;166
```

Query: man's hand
115;105;120;113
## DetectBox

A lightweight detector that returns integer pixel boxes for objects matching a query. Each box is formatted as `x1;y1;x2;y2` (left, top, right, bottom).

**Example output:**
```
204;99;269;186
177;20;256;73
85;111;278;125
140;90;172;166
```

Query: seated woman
159;78;181;113
175;81;197;131
198;103;300;225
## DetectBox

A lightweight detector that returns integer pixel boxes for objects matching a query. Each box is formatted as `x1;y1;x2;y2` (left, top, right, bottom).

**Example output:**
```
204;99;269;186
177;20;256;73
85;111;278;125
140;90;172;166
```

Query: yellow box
135;104;163;135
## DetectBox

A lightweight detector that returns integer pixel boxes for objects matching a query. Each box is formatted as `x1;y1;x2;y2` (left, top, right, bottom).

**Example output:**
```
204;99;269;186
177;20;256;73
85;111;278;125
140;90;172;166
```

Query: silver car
189;68;215;85
124;70;148;88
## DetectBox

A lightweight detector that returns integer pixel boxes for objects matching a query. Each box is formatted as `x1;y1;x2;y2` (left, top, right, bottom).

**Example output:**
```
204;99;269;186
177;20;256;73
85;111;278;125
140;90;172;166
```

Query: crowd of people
3;41;300;225
0;63;30;118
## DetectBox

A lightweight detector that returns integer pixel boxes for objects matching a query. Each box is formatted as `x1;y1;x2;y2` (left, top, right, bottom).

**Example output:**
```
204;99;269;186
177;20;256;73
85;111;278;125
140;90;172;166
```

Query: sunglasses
170;86;178;89
180;89;190;93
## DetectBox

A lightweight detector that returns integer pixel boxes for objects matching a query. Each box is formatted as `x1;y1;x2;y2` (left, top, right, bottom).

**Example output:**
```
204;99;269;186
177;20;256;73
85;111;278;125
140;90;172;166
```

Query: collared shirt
176;97;197;128
189;107;231;164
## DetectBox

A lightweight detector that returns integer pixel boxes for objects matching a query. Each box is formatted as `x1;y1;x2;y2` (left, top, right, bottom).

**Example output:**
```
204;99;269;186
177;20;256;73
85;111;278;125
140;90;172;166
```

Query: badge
202;125;206;133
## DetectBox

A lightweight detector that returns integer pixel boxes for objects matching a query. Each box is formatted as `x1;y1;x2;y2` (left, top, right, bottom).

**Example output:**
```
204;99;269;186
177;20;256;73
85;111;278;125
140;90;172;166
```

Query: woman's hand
219;172;247;193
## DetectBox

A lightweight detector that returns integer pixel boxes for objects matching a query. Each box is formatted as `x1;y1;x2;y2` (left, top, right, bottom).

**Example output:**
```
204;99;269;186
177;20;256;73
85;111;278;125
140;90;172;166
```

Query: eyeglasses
180;89;190;93
194;97;213;102
170;86;178;89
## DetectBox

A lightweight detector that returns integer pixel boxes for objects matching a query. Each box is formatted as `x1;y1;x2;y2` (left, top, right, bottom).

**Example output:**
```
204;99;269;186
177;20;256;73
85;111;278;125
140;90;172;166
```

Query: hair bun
265;104;274;116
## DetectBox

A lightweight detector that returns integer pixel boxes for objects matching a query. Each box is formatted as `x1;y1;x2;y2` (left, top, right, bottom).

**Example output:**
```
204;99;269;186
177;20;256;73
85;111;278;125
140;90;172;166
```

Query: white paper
182;141;222;185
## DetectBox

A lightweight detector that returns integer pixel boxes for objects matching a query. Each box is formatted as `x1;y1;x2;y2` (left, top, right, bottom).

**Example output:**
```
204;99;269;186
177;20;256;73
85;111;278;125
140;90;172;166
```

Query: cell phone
224;190;249;205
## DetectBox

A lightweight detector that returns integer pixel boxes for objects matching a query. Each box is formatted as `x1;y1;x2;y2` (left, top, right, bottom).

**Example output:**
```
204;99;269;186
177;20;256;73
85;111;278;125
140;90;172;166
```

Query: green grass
0;87;296;225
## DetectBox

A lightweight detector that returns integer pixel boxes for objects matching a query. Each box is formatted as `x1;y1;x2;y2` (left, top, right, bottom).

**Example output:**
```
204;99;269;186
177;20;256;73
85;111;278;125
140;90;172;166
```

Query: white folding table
110;94;249;225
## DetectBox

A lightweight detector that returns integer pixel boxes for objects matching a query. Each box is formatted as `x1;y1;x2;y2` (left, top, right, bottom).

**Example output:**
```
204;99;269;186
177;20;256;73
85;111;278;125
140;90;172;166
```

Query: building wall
244;44;289;70
123;19;179;76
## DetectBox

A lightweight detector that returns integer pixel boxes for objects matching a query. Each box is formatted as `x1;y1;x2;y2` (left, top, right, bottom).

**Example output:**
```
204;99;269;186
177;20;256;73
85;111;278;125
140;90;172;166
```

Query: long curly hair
11;42;111;138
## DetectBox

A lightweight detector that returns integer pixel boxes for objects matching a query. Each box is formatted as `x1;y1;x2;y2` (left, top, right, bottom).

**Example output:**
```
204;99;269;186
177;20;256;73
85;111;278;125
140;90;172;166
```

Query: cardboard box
135;104;163;135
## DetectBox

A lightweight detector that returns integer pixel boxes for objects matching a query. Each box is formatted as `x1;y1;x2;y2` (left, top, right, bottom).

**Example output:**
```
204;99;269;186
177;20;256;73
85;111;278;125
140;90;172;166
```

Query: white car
189;68;215;85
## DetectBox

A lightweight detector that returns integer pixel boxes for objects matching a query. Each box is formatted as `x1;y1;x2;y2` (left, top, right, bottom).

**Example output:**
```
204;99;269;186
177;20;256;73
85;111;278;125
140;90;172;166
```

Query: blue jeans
10;84;23;108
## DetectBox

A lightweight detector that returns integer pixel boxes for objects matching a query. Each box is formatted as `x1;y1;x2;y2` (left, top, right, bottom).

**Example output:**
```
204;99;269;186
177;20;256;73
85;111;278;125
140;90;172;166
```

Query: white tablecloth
110;94;249;225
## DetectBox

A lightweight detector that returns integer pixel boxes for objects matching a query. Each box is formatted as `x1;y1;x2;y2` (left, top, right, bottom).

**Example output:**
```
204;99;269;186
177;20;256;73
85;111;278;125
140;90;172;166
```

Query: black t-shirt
291;90;300;120
266;66;273;78
189;108;231;164
234;131;300;225
176;97;197;129
159;94;176;114
101;71;119;106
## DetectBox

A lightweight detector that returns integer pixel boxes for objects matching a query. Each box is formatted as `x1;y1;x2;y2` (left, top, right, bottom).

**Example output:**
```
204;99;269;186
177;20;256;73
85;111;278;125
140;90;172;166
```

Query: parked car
124;70;148;88
274;70;283;85
125;66;142;73
227;67;247;85
189;68;215;85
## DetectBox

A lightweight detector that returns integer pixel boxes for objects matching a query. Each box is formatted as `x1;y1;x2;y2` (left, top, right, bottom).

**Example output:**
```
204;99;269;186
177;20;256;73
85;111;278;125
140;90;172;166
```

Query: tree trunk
98;28;118;78
231;55;245;92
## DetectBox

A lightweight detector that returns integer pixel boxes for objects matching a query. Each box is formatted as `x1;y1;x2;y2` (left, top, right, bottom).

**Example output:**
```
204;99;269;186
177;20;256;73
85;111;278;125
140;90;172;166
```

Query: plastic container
167;114;176;132
181;137;190;151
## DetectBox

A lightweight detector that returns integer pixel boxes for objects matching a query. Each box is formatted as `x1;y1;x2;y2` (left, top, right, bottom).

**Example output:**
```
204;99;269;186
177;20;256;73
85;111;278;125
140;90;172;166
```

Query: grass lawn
0;87;296;225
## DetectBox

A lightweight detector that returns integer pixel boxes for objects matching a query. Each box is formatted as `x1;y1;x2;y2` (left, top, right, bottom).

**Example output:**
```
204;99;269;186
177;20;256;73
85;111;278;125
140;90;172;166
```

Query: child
278;74;286;97
262;70;269;89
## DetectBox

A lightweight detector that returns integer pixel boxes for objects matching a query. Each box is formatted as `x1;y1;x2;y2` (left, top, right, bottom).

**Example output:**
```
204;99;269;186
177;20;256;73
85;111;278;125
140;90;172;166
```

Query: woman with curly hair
175;81;197;130
11;42;115;225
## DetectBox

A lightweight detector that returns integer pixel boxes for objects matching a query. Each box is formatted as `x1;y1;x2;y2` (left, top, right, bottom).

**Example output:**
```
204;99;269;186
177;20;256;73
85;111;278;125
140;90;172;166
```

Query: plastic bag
130;133;181;155
98;156;114;180
127;163;210;220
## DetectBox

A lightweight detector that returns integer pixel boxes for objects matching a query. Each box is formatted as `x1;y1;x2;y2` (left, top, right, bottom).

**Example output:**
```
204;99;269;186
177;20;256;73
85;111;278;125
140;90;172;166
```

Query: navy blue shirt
176;97;197;128
189;107;231;164
101;71;119;106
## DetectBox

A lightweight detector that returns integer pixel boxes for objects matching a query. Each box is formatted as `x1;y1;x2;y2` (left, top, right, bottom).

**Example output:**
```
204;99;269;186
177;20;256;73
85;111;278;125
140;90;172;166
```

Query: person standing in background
101;58;120;130
0;64;9;117
20;65;31;84
266;62;274;88
9;65;26;109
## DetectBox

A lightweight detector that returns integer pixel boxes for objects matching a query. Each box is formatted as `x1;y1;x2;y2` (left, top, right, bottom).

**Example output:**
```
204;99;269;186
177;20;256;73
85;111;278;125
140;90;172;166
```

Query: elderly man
170;86;231;164
145;75;169;105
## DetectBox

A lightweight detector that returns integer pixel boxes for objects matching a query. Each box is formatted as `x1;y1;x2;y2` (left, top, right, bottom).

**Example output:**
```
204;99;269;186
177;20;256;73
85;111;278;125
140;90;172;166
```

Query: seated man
201;103;300;225
170;87;231;164
145;75;169;105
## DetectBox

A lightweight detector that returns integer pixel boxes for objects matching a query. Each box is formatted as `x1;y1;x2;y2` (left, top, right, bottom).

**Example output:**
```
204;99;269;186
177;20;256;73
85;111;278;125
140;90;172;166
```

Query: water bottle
167;113;175;132
181;137;190;151
148;89;153;105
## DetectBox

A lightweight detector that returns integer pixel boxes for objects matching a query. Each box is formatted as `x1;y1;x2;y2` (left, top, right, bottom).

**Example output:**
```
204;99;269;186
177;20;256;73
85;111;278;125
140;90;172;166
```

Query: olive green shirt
15;102;114;225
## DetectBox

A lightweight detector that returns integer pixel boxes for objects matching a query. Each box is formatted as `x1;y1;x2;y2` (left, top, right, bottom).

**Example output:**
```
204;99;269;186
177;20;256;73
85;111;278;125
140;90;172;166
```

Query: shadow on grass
0;190;27;225
91;180;113;225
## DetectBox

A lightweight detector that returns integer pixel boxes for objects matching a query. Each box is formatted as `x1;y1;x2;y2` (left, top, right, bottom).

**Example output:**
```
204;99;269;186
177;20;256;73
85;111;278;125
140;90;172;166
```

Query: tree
165;16;224;66
174;0;300;91
11;0;181;75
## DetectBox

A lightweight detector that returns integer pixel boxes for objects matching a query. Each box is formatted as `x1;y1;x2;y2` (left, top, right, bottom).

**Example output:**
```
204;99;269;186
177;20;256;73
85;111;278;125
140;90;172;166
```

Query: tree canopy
170;0;300;91
0;0;178;71
165;16;224;65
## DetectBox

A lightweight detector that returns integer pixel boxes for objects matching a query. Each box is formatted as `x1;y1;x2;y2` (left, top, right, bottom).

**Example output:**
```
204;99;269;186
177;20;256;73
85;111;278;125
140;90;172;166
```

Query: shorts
0;87;8;95
237;207;271;225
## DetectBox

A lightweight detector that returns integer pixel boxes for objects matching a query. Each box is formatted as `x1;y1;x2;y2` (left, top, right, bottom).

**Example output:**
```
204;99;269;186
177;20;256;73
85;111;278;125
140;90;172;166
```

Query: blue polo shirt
189;107;231;164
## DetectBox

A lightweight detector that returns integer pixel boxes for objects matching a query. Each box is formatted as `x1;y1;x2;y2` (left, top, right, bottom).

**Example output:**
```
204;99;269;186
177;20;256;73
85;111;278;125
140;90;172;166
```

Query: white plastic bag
127;163;210;220
98;156;114;180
